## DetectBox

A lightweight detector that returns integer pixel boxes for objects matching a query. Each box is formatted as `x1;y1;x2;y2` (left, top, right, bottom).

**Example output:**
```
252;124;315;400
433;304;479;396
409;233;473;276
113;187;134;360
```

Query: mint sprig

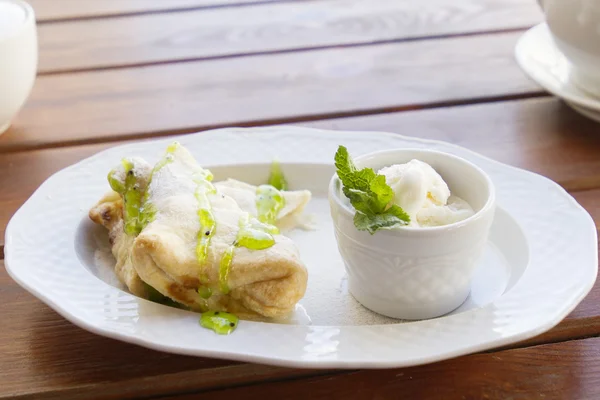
334;146;410;234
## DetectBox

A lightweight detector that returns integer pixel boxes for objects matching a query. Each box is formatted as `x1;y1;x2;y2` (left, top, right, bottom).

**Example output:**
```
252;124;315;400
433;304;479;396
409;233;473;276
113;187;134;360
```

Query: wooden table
1;1;599;398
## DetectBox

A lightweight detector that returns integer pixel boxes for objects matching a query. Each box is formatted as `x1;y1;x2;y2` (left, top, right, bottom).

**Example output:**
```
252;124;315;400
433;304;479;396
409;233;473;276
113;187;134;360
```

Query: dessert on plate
89;142;311;332
329;145;495;319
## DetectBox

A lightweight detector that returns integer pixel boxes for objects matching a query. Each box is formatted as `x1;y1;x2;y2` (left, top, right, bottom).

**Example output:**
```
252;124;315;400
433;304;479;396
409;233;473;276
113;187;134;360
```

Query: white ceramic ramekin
329;148;496;320
0;0;37;135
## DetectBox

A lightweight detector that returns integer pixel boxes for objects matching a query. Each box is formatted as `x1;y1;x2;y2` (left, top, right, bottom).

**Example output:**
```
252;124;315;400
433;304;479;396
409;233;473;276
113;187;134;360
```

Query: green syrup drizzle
200;311;239;335
195;179;217;279
192;160;218;308
267;160;288;191
200;166;287;334
255;184;285;225
108;159;143;235
106;142;181;236
218;214;278;295
138;141;180;230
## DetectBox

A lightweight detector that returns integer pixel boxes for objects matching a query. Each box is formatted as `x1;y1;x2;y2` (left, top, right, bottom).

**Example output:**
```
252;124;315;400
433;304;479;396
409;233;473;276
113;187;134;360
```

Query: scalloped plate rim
4;125;598;369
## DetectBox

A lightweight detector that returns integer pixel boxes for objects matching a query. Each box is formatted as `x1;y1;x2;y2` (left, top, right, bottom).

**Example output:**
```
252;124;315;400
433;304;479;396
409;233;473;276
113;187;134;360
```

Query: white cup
539;0;600;98
0;0;37;135
328;149;496;320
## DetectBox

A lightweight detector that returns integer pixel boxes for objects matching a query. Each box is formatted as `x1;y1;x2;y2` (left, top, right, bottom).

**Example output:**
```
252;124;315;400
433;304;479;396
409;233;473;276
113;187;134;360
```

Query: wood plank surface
2;31;541;152
2;97;600;243
170;337;600;400
36;0;542;74
30;0;284;22
574;190;600;229
301;97;600;192
9;1;598;399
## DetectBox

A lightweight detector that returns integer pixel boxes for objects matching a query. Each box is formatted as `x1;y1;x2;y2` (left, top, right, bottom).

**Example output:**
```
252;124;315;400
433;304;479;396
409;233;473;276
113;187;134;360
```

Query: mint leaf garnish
353;206;410;234
335;145;410;234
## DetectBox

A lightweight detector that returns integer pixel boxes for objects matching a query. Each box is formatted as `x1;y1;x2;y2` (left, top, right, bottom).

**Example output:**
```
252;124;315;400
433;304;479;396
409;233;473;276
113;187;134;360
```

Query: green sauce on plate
108;159;143;236
218;214;278;295
138;142;180;230
256;184;285;225
200;311;239;335
195;180;217;269
267;160;288;191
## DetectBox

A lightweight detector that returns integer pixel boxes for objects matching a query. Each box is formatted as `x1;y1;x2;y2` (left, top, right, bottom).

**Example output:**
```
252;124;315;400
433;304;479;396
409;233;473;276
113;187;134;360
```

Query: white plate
515;23;600;112
5;126;597;369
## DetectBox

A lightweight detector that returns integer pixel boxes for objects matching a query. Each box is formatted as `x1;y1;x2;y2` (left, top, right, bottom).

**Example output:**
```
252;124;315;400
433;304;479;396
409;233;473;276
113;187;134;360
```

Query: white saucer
515;23;600;115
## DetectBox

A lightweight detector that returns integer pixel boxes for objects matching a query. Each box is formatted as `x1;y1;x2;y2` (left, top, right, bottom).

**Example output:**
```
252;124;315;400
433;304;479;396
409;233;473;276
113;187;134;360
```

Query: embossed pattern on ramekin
337;233;483;305
4;126;598;369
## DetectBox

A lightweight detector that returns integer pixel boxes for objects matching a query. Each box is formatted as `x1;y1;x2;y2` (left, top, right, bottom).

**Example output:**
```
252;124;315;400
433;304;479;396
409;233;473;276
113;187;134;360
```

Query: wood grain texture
2;31;540;152
574;190;600;228
30;0;284;22
562;189;600;316
301;97;600;192
36;0;542;73
169;338;600;400
6;1;595;398
2;97;600;244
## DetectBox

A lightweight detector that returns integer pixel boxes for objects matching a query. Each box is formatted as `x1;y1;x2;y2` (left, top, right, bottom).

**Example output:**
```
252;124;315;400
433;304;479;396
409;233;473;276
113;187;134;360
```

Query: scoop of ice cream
378;160;450;225
378;159;473;227
417;196;474;227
